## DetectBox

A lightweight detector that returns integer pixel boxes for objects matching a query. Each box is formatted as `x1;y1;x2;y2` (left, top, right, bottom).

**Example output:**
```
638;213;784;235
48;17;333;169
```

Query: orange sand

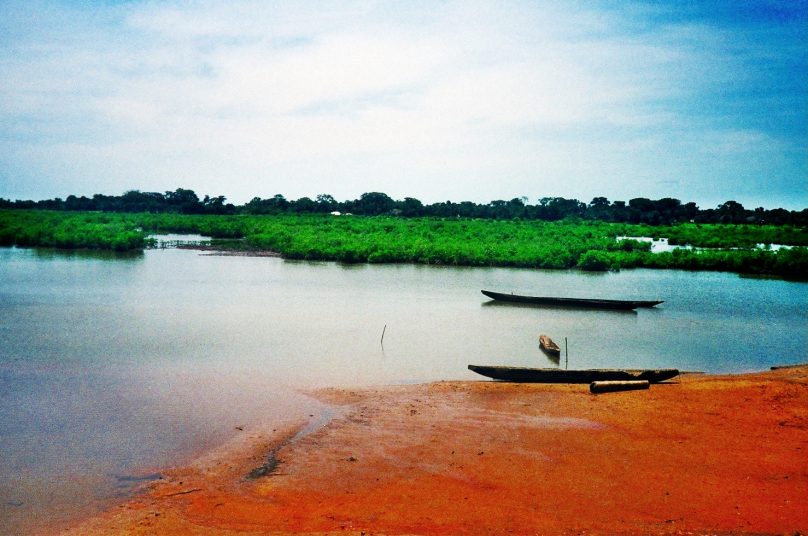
58;367;807;535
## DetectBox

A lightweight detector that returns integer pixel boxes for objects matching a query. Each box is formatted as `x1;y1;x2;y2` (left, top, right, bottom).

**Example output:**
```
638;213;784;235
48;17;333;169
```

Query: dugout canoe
539;335;561;357
468;365;679;383
481;290;663;310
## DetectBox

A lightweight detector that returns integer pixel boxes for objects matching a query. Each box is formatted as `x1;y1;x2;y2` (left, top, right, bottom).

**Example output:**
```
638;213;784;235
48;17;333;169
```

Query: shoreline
57;367;807;535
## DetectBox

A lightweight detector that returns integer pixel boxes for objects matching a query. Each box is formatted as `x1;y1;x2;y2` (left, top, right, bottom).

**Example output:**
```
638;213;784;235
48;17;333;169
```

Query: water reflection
481;300;639;314
0;359;322;534
31;247;144;261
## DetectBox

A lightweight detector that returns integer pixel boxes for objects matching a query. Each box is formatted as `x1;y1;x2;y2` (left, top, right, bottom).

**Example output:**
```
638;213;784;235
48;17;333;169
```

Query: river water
1;245;806;533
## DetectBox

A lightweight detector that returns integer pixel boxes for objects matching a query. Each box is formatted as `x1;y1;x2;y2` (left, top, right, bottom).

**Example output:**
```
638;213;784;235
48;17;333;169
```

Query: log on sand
590;380;650;393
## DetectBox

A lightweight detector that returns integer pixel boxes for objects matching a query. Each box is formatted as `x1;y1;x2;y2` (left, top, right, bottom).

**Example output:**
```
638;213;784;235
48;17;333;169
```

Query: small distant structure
330;211;341;216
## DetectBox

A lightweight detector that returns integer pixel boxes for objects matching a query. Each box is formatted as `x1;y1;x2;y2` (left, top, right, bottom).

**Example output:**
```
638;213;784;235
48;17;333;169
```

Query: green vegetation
0;210;147;251
1;210;806;279
660;222;808;248
2;188;806;226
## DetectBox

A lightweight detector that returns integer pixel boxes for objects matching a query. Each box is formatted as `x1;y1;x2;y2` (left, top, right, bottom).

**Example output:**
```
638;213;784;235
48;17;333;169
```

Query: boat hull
539;335;561;357
481;290;663;310
468;365;679;384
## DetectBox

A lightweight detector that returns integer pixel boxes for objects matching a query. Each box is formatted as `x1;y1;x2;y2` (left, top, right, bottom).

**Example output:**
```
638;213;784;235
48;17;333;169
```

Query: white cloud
0;0;805;208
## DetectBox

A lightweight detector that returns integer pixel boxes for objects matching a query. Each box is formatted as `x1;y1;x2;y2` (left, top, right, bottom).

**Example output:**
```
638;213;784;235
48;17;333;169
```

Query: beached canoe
539;335;561;357
468;365;679;384
481;290;663;310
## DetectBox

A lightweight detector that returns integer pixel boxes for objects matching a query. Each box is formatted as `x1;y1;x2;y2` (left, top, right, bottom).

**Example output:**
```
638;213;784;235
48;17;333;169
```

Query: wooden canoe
481;290;663;310
539;335;561;357
468;365;679;384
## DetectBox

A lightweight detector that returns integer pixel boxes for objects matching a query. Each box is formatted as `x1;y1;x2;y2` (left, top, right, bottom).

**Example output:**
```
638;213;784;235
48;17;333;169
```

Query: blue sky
0;0;805;209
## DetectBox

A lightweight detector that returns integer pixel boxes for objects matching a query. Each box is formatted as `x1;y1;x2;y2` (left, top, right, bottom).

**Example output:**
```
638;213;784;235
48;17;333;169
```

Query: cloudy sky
1;1;806;209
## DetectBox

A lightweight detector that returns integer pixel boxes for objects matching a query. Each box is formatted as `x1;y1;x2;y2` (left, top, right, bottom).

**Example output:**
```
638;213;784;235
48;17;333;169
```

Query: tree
165;188;202;213
242;194;289;214
315;194;337;212
628;198;655;223
397;197;424;216
537;197;585;220
64;194;95;211
267;194;290;212
506;197;527;218
716;200;748;223
353;192;394;215
292;197;316;213
587;197;611;220
577;250;613;271
202;195;234;214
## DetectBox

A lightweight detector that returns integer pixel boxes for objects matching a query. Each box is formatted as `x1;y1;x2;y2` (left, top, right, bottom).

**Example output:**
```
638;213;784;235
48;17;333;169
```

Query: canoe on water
539;335;561;357
481;290;663;310
468;365;679;384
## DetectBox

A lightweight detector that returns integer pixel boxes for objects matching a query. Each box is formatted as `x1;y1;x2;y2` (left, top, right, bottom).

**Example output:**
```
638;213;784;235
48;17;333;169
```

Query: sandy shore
57;367;807;535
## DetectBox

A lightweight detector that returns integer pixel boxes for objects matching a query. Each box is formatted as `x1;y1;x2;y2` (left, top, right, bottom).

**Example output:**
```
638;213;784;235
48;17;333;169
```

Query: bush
577;250;613;271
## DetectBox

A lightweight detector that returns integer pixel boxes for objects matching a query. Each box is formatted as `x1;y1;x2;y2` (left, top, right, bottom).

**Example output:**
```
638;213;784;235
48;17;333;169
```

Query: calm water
1;246;806;533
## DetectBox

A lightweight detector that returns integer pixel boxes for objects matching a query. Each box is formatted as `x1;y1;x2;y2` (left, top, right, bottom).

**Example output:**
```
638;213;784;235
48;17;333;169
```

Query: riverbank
56;366;806;535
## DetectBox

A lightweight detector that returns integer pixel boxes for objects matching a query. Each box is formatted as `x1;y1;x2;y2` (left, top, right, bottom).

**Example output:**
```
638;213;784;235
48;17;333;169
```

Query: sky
0;1;806;210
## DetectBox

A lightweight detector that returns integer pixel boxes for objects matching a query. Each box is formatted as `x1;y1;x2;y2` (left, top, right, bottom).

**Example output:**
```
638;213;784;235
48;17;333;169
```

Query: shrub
577;250;613;271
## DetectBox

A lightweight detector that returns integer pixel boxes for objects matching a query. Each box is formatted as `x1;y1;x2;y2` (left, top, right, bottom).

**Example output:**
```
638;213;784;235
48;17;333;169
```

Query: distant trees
398;197;424;216
244;194;289;214
1;189;805;226
315;194;338;213
536;197;586;221
0;188;237;215
349;192;395;215
621;197;692;224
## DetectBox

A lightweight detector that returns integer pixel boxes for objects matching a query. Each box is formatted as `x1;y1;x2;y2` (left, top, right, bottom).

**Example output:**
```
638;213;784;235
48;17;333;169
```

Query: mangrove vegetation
1;209;806;279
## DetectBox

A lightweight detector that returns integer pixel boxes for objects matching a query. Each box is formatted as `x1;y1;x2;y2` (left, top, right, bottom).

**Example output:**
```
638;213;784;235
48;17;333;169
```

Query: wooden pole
380;324;387;347
565;337;568;370
590;380;650;394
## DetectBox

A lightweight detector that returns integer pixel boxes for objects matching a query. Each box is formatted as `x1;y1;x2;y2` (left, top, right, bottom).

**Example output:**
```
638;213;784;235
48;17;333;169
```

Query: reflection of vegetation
31;248;144;261
1;210;806;278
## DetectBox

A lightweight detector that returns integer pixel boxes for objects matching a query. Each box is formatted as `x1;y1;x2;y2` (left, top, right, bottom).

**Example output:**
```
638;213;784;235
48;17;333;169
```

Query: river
1;245;805;533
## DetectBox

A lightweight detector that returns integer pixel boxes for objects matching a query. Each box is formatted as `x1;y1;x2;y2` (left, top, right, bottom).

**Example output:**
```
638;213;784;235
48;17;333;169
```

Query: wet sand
58;367;807;535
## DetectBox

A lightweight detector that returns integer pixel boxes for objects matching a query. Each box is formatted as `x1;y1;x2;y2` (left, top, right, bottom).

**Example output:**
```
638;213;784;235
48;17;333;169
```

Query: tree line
1;188;806;226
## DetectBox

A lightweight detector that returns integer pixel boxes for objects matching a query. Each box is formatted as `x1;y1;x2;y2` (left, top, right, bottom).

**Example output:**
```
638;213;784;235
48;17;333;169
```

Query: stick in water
381;324;387;346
